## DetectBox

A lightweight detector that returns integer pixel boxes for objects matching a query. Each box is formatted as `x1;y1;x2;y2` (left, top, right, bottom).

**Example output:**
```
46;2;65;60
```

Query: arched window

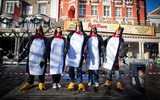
68;6;75;18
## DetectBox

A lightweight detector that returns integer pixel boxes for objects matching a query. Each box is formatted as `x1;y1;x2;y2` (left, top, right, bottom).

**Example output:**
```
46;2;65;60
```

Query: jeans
69;66;83;83
88;70;99;84
106;70;121;81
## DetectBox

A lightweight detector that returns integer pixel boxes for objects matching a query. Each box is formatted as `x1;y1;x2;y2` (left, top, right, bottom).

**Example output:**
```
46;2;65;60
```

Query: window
102;0;107;4
144;42;159;59
79;0;87;3
125;42;139;58
91;5;98;15
125;0;133;5
104;6;110;16
88;0;99;3
115;7;121;17
125;0;133;1
93;0;99;3
114;0;122;5
126;7;132;17
5;1;19;14
79;4;86;17
26;6;33;15
38;3;48;15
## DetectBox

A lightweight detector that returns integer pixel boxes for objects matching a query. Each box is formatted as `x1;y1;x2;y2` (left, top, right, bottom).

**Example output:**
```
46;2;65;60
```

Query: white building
148;6;160;37
147;6;160;58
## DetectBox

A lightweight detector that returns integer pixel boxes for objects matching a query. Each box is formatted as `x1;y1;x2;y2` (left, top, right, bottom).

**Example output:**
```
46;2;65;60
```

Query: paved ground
0;64;146;100
0;64;25;97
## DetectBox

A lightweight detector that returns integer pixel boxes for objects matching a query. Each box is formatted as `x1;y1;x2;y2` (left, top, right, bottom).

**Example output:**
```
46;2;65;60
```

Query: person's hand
119;57;124;68
40;60;45;68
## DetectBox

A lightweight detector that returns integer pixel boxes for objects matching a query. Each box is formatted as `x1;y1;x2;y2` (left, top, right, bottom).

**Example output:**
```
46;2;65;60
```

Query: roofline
148;6;160;16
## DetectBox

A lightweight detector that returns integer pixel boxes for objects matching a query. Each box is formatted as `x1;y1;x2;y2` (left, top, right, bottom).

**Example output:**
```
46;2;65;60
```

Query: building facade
60;0;146;25
148;6;160;37
0;0;60;57
0;0;160;60
0;0;60;20
0;0;146;24
61;0;160;59
24;0;60;20
147;6;160;58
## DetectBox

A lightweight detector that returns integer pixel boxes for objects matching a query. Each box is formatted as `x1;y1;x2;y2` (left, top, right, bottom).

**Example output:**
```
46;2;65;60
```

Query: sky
146;0;160;13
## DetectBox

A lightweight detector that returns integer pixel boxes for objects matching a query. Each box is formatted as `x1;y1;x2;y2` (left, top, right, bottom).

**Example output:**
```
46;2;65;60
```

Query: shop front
64;20;159;60
125;37;159;60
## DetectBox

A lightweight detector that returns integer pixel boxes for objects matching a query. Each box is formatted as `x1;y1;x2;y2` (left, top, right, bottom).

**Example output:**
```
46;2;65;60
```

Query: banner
64;20;155;36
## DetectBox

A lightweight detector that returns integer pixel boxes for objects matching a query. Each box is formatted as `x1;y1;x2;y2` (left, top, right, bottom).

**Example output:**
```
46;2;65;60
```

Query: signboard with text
64;20;155;36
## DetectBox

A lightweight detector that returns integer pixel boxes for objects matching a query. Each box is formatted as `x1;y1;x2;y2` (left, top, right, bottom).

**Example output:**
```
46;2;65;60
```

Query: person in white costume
86;26;103;87
18;26;48;91
66;21;88;92
103;25;125;91
48;27;66;89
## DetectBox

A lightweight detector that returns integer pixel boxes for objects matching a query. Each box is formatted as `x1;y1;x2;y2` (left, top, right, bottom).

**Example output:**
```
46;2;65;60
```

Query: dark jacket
18;36;48;74
47;36;66;72
66;31;88;68
86;34;104;68
104;36;125;70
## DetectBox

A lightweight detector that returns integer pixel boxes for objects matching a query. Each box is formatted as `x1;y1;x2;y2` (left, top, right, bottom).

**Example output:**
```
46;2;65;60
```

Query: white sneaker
52;83;57;89
57;83;61;88
88;82;92;86
95;82;99;87
132;77;136;85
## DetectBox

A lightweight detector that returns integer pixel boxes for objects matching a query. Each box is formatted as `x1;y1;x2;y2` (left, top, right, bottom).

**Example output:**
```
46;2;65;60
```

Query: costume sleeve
102;36;111;63
66;31;73;53
98;35;104;67
63;38;67;57
84;36;89;60
62;37;67;72
119;38;126;58
98;35;104;57
46;37;53;60
83;33;89;60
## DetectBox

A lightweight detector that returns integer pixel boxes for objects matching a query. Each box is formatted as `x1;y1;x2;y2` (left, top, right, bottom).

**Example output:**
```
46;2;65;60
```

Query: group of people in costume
18;21;125;92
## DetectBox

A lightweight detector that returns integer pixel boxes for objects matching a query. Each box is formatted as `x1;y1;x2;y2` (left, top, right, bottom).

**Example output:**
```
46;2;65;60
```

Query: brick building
60;0;146;25
0;0;160;60
0;0;147;24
